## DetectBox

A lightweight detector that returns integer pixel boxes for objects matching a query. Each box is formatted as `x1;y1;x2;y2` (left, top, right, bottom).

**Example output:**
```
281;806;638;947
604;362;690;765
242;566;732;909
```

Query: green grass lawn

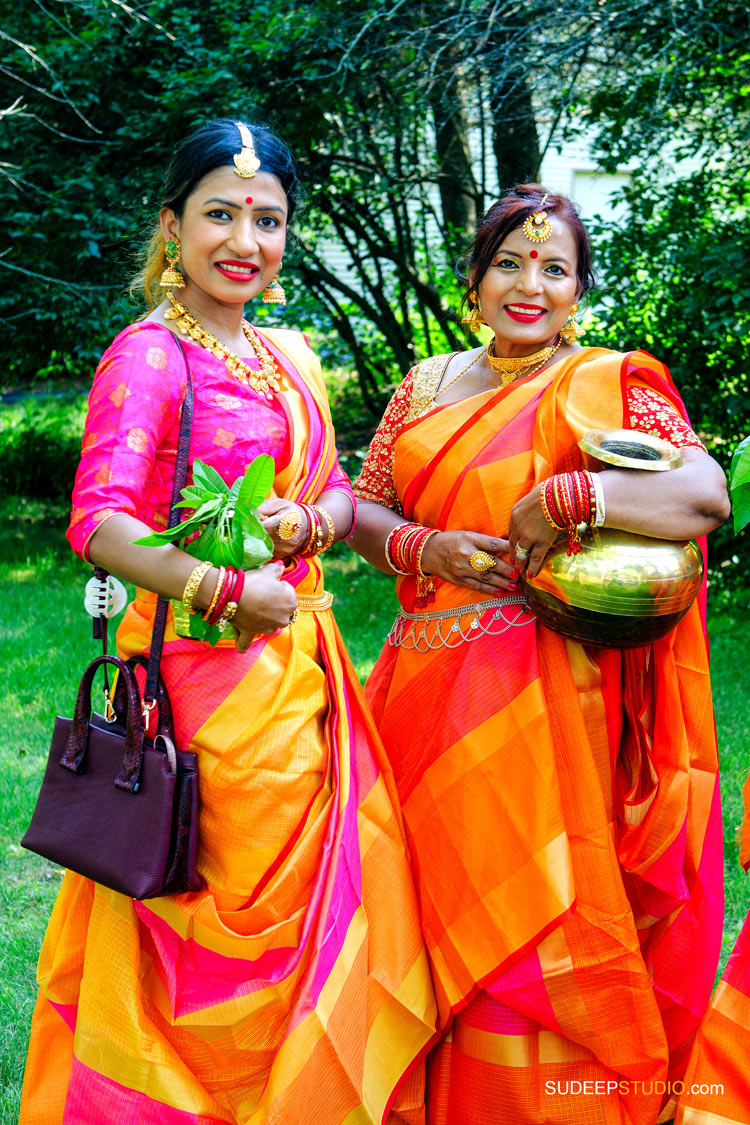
1;502;748;1122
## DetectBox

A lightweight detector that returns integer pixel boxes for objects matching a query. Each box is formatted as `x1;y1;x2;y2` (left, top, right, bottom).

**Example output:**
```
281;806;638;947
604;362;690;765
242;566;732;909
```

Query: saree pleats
675;913;750;1124
21;330;437;1124
366;349;723;1123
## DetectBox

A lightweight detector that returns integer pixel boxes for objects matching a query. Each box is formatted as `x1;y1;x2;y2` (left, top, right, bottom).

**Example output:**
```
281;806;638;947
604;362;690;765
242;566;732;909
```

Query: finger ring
288;608;299;625
469;550;496;574
279;511;302;541
515;545;530;561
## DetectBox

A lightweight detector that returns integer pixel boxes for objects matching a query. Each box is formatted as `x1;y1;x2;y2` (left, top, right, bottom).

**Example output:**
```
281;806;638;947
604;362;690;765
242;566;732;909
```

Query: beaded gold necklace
486;335;562;385
165;290;280;398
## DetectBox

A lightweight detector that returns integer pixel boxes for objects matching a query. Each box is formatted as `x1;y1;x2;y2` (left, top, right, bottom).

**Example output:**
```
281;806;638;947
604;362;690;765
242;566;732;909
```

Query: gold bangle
182;560;213;614
216;600;239;632
201;566;226;621
312;505;335;553
416;528;439;577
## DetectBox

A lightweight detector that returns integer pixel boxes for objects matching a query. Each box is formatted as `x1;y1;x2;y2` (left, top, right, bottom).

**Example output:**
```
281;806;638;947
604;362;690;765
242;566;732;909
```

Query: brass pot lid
579;428;682;471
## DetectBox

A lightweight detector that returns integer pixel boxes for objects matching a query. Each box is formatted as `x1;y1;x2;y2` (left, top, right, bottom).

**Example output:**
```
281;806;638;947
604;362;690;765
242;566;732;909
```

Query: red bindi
245;196;253;204
530;250;539;259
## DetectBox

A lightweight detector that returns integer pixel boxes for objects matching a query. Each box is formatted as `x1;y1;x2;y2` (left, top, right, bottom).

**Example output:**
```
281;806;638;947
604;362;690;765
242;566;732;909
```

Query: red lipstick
504;304;546;323
214;260;259;283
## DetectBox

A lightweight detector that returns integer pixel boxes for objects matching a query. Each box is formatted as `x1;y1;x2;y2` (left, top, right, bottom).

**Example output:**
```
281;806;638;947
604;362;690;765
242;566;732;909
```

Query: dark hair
162;118;300;220
137;119;300;309
461;184;595;312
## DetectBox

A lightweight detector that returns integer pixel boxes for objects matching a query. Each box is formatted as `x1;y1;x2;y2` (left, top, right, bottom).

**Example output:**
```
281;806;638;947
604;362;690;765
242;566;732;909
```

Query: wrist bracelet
312;505;336;553
182;560;213;614
202;566;226;622
216;569;245;632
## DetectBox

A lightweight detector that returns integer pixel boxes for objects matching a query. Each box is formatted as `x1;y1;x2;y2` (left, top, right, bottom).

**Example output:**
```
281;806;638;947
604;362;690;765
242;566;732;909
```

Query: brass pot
520;429;703;648
520;528;703;647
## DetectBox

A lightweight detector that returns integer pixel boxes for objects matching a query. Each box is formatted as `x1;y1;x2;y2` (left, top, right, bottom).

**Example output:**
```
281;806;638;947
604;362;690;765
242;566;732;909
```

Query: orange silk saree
365;347;723;1124
675;778;750;1124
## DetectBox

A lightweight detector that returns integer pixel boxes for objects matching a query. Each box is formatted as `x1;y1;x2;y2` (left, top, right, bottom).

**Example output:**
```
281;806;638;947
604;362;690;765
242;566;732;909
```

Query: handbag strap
142;337;194;714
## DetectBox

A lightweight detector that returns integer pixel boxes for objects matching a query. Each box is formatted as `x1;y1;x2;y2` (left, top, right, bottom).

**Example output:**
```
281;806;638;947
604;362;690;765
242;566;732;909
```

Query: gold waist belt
387;594;532;651
296;591;334;612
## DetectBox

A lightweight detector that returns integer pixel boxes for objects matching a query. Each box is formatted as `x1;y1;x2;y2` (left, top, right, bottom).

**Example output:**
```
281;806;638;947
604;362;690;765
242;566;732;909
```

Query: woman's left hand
259;498;309;558
508;484;563;578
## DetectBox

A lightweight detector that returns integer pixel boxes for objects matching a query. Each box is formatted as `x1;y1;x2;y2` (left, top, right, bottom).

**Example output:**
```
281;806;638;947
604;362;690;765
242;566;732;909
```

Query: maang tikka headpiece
522;193;552;243
233;122;260;179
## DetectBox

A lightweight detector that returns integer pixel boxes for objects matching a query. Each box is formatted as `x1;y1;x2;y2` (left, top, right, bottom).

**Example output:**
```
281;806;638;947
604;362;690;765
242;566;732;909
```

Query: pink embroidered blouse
68;322;352;560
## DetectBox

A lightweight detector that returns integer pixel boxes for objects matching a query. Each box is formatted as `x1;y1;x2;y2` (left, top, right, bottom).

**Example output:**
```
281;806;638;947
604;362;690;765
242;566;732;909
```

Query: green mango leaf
242;530;273;569
132;530;181;547
178;484;214;506
732;480;750;535
229;478;242;501
729;435;750;491
237;454;275;510
192;460;229;495
194;521;243;566
175;497;223;523
242;510;272;545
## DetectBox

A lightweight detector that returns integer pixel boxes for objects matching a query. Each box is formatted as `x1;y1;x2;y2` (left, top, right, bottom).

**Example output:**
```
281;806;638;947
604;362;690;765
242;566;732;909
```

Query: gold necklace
164;290;281;398
486;335;562;385
434;349;484;400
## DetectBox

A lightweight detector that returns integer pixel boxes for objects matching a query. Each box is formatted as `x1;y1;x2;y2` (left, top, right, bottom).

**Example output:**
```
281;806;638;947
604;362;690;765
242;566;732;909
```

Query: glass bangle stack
520;431;704;648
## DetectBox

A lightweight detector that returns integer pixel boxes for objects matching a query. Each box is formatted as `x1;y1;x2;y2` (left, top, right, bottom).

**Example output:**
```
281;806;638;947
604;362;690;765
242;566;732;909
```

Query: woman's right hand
232;562;298;652
419;531;518;596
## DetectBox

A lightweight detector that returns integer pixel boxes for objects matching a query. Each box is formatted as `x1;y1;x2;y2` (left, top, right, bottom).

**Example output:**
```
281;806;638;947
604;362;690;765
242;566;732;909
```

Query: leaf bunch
133;454;275;644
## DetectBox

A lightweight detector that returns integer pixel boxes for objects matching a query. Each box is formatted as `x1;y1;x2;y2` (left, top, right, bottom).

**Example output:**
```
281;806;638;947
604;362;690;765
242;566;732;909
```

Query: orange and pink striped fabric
364;347;723;1124
20;327;437;1124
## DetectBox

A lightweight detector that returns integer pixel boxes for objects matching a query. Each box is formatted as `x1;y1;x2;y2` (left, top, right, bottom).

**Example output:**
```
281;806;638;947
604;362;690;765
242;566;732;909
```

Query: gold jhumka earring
262;273;287;305
462;293;485;331
560;302;585;343
159;237;185;289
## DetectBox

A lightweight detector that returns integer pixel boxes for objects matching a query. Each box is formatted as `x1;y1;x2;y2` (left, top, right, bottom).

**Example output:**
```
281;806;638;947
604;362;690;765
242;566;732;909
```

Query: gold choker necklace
486;336;562;385
165;290;280;398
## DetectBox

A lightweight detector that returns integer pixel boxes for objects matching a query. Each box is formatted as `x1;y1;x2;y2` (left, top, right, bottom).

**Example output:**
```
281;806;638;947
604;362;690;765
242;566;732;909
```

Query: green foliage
729;436;750;533
0;395;86;502
134;455;274;644
588;172;750;452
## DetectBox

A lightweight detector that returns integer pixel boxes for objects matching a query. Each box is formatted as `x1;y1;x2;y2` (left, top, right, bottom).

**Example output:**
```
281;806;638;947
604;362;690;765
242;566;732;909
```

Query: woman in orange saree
675;791;750;1123
350;186;730;1124
20;120;436;1125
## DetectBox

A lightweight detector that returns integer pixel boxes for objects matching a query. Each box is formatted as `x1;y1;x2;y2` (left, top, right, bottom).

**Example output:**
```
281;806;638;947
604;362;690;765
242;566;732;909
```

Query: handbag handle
112;654;174;739
60;655;146;792
142;338;194;719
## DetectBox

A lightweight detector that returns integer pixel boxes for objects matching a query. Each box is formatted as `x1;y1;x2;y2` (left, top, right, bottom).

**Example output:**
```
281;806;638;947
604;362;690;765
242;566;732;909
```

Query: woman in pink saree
20;119;436;1124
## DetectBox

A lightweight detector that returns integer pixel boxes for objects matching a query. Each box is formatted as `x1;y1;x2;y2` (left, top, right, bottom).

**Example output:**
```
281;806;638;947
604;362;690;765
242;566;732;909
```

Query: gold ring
278;511;302;541
515;546;530;561
288;608;299;625
469;550;496;574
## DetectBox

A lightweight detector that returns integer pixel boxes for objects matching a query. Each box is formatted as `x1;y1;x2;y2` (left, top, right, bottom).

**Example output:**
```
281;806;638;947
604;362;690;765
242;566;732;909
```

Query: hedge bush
0;395;87;504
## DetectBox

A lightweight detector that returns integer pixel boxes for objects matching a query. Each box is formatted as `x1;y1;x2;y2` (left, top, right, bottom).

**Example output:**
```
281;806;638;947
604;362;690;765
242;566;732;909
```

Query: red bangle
215;568;245;631
207;566;236;626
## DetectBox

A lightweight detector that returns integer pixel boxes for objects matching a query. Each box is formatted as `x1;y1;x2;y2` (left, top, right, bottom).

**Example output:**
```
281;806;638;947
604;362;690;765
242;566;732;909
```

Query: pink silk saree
20;323;437;1124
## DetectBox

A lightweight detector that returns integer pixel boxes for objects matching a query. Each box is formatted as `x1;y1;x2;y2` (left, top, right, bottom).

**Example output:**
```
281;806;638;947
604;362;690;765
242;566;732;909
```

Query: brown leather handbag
22;338;201;899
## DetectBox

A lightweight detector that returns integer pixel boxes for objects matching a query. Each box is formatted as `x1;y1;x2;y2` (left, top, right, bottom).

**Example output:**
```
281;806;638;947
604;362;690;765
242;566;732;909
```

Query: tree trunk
432;92;479;240
490;71;542;189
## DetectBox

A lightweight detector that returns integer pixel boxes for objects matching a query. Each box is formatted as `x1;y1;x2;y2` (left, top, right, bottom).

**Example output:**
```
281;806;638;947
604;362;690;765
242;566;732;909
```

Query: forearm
315;488;356;543
88;514;219;611
600;449;730;540
347;500;406;573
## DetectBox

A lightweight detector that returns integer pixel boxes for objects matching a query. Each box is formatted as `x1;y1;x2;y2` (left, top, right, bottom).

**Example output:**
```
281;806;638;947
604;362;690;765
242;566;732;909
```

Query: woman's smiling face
160;165;288;310
475;214;580;357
